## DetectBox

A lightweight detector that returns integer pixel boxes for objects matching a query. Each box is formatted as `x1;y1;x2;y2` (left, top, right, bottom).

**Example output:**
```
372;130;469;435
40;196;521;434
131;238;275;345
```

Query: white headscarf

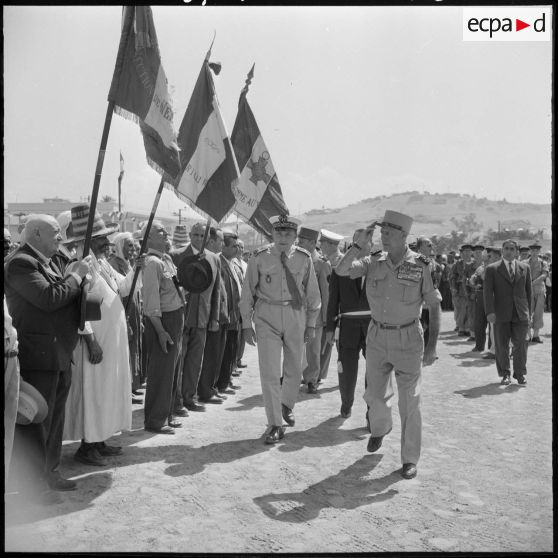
112;232;134;261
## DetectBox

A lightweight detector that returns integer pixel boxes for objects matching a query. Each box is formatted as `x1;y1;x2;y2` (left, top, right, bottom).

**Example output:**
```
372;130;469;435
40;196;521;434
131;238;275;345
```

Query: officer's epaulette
370;249;383;257
294;246;311;257
416;254;431;266
318;253;328;262
254;244;272;256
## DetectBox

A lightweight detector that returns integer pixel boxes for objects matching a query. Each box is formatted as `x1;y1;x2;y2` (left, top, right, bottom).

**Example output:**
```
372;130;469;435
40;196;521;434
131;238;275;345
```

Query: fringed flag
166;43;239;223
230;65;289;240
108;6;180;179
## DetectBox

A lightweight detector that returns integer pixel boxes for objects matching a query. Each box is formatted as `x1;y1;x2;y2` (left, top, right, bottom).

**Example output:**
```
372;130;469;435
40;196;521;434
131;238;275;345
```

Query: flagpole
83;100;115;257
125;176;165;314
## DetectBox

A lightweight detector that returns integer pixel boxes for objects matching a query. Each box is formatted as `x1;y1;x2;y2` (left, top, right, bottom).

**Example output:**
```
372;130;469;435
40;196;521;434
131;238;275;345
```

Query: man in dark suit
484;239;532;386
324;230;372;419
5;215;90;497
170;222;220;412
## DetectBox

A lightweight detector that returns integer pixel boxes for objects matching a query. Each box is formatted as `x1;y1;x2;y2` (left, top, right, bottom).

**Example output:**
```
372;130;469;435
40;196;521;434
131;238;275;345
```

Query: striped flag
108;7;180;179
166;45;238;223
230;65;289;240
119;151;125;180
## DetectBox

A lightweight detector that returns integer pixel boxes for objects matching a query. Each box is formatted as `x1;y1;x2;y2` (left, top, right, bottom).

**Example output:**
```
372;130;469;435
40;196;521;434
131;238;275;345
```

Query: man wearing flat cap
336;210;442;480
240;214;321;444
298;227;332;394
527;242;548;343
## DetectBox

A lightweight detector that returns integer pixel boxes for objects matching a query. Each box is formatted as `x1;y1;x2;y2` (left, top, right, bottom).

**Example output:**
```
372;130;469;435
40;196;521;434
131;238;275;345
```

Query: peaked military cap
473;244;485;251
320;229;344;243
270;214;301;231
379;210;413;234
298;227;320;242
460;244;474;251
528;241;542;249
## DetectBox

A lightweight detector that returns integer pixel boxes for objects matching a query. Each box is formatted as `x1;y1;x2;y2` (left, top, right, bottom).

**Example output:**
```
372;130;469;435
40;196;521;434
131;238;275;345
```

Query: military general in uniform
336;210;441;480
239;215;321;444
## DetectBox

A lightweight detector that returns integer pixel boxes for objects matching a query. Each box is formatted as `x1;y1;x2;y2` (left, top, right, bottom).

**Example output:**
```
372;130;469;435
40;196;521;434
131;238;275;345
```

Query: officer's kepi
378;210;413;234
270;214;301;231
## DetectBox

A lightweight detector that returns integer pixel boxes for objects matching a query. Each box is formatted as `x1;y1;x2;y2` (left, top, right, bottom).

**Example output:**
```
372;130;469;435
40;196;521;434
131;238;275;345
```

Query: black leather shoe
185;402;206;412
173;407;189;417
46;471;77;491
95;442;123;456
482;354;496;360
228;382;241;390
307;382;318;394
218;388;236;395
281;404;295;426
132;397;143;404
264;426;285;444
531;336;542;343
74;446;108;467
340;407;351;419
401;463;417;479
199;395;223;404
367;435;384;453
213;392;227;400
236;361;247;368
501;374;511;385
145;425;175;435
515;375;527;385
168;418;182;428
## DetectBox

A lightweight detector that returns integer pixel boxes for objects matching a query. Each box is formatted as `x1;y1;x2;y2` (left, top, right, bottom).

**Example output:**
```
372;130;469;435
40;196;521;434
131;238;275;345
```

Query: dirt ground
4;312;553;553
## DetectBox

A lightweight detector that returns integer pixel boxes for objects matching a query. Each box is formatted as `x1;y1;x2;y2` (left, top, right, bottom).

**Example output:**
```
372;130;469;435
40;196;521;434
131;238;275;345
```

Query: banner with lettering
108;6;180;179
166;48;238;223
230;65;289;240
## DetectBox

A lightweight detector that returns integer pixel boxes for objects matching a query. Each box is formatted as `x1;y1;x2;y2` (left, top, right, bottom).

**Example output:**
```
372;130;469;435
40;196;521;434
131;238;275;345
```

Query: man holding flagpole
240;215;321;444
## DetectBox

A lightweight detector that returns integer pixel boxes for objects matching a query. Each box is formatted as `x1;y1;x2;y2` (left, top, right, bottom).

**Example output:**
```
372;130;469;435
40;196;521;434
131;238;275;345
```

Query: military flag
230;65;289;239
166;45;238;223
108;6;180;179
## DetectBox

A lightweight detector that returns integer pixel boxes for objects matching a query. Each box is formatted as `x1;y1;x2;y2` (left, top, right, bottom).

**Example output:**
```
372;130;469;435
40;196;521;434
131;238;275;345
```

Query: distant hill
235;191;552;250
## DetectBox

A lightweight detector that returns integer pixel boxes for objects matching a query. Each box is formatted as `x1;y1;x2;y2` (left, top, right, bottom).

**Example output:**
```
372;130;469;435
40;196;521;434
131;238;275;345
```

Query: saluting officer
336;210;441;480
298;227;332;394
240;215;321;444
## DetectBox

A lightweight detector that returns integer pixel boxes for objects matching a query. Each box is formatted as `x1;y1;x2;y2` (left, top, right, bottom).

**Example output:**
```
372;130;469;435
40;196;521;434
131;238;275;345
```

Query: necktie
280;251;303;310
508;261;515;280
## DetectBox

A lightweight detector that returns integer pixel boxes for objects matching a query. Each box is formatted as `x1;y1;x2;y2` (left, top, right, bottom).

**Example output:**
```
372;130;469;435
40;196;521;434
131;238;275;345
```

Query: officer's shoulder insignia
295;246;311;257
254;245;271;256
417;254;431;266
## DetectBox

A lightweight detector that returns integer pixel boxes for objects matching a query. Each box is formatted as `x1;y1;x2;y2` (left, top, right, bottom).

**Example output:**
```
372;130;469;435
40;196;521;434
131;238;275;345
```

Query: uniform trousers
302;324;323;385
253;301;306;426
473;290;487;350
236;324;246;365
454;294;469;331
466;296;476;334
198;325;228;400
144;308;184;429
318;329;333;381
178;326;207;406
11;366;72;492
4;354;20;485
494;306;529;378
337;317;369;413
364;321;423;465
216;329;239;392
531;289;545;330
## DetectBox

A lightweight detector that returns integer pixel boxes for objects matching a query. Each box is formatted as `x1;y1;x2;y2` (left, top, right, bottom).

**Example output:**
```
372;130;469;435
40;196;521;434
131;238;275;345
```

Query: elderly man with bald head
4;214;91;501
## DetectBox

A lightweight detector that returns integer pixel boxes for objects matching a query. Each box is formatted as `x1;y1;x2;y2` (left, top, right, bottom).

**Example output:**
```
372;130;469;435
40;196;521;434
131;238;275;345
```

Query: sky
3;5;553;222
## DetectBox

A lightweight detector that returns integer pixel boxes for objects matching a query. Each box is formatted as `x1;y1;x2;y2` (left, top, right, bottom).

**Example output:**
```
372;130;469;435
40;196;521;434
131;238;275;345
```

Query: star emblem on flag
247;152;272;186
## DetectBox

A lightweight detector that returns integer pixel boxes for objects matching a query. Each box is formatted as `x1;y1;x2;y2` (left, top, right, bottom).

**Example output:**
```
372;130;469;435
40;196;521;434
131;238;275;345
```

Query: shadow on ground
253;454;404;522
4;471;113;525
454;382;522;398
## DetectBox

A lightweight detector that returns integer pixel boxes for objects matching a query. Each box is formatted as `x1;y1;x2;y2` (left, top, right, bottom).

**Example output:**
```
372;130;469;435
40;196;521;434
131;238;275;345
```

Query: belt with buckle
260;298;292;306
5;349;18;358
371;318;416;330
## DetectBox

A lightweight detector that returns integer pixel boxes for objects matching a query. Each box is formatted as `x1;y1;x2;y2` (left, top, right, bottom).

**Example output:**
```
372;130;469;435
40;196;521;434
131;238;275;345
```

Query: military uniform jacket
450;259;475;297
239;244;322;328
312;250;332;327
348;247;441;325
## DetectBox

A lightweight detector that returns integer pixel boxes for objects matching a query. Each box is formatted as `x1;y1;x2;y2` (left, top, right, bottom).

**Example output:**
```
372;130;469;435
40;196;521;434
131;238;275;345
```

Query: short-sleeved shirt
349;247;441;325
142;249;183;317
